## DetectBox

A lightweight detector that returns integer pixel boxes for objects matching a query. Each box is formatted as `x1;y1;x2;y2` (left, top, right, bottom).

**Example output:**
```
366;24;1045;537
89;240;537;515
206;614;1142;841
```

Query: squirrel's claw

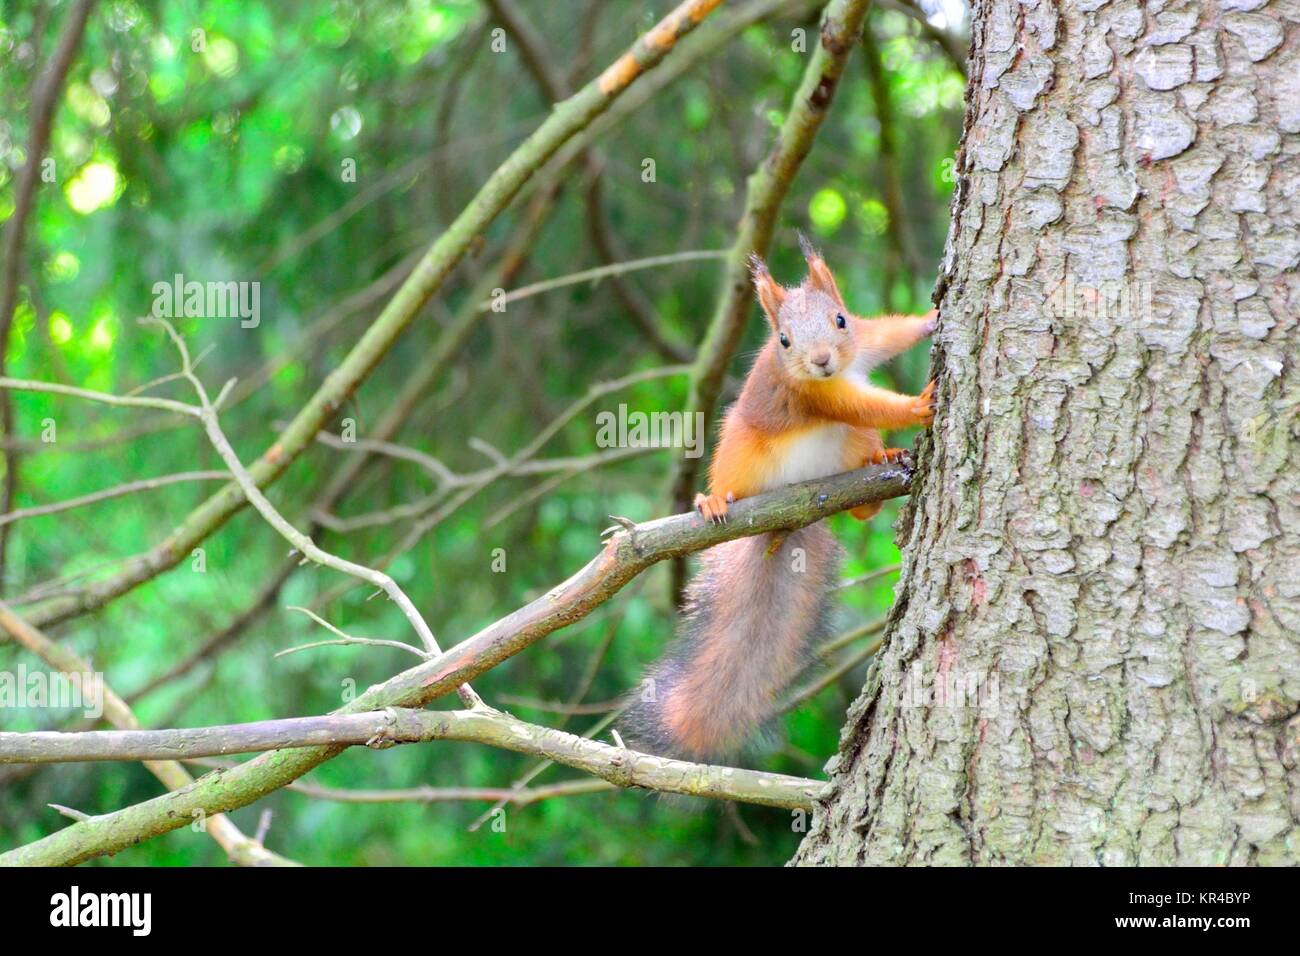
867;447;909;465
694;492;730;523
912;380;936;426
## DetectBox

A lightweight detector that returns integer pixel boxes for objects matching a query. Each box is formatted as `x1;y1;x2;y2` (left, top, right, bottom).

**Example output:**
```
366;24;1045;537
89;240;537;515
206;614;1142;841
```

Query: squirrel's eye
836;313;847;329
779;332;791;349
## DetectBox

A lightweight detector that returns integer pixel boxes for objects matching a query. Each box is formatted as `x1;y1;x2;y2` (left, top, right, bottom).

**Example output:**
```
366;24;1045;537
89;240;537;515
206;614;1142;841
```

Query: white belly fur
763;423;853;490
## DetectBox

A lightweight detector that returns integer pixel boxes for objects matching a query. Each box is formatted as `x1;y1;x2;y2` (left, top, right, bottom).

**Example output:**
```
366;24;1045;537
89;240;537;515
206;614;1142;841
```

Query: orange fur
635;523;842;761
631;241;938;762
697;311;934;522
793;375;935;432
854;312;936;360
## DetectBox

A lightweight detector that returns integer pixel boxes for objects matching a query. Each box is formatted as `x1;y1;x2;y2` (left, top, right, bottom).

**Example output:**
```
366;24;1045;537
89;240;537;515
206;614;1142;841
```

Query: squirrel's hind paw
849;501;883;521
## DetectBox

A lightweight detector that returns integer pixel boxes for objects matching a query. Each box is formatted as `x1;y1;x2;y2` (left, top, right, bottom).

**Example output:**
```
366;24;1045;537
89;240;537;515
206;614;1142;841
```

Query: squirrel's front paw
911;380;936;426
866;447;909;465
694;492;733;523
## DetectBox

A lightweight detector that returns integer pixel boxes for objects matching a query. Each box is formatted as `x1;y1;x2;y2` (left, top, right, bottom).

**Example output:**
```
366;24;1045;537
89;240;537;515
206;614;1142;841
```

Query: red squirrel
626;235;935;762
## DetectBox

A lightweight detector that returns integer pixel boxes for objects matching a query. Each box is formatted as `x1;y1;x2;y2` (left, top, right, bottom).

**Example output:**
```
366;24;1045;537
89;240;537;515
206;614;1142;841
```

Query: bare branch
480;250;728;312
141;318;481;708
0;601;299;867
21;0;728;631
0;377;201;418
0;705;822;812
468;578;653;829
114;182;572;693
0;454;912;866
306;364;692;603
0;0;99;587
469;708;626;833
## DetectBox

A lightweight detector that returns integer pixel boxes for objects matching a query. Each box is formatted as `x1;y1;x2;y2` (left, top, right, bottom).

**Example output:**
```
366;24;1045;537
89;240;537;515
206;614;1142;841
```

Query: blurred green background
0;0;964;865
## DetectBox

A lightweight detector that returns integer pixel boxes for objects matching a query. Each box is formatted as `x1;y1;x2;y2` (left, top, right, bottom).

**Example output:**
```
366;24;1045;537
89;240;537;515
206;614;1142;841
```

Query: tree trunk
794;0;1299;866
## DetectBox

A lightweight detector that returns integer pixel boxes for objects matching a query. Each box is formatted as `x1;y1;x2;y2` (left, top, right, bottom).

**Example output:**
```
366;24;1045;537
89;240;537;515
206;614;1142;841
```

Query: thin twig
307;364;692;605
835;563;901;591
289;777;615;807
277;606;429;660
780;634;884;711
0;377;201;418
311;443;654;533
0;471;228;528
48;804;94;822
140;317;481;708
816;615;889;659
482;250;728;311
274;638;430;660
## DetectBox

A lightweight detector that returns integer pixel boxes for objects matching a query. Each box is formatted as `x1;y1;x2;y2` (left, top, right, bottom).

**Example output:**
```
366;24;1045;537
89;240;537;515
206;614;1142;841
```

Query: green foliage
0;0;964;865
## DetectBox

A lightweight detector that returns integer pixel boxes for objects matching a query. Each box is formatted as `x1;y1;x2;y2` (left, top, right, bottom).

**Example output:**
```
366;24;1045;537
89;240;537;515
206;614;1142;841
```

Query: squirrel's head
750;234;858;382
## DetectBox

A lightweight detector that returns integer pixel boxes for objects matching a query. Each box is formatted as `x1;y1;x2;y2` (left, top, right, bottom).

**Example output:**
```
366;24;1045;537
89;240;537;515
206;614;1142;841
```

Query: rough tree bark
795;0;1299;866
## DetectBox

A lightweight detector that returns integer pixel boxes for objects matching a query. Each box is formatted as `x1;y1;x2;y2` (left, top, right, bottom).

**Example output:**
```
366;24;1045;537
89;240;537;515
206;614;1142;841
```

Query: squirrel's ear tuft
750;254;786;327
798;233;846;308
796;230;818;261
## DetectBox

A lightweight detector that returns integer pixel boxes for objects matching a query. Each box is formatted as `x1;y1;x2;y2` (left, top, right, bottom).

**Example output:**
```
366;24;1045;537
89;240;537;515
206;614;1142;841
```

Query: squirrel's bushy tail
626;523;841;762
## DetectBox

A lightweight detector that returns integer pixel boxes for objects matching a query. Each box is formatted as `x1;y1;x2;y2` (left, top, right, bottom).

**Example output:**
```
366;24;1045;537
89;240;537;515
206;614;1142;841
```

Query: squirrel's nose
811;348;832;368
